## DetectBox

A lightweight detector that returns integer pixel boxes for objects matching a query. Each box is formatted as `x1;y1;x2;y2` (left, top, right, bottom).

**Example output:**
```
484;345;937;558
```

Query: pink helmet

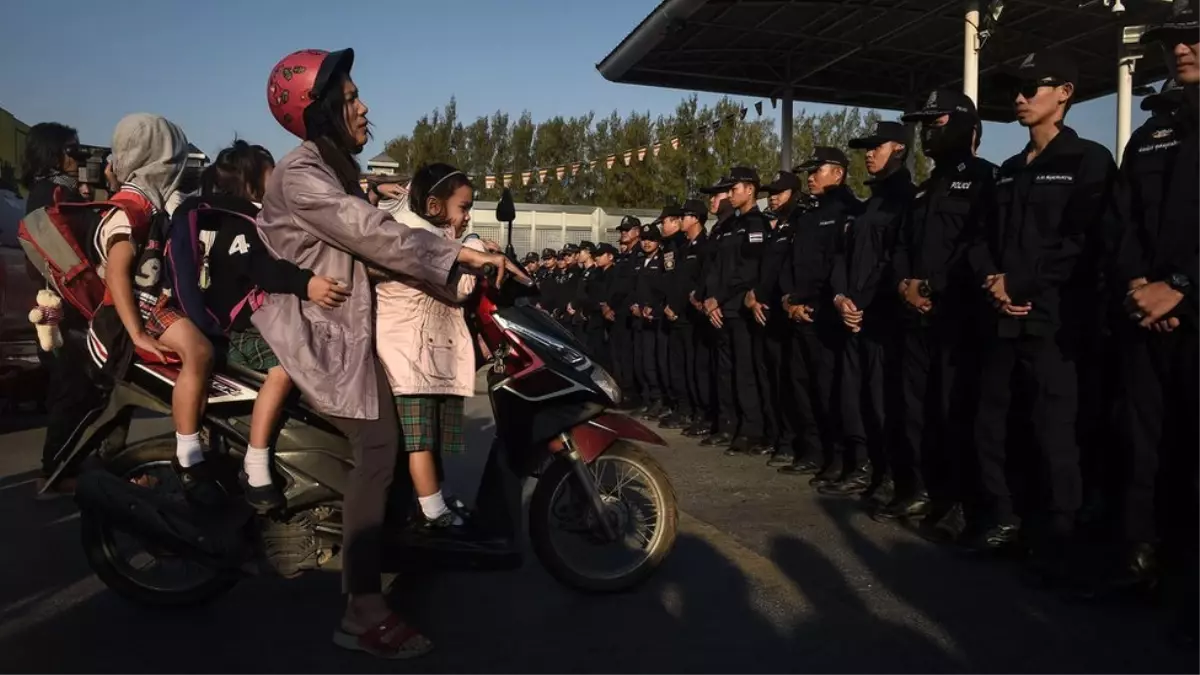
266;48;354;140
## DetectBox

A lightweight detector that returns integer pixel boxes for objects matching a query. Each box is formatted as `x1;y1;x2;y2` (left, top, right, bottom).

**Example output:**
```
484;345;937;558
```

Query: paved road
0;394;1194;673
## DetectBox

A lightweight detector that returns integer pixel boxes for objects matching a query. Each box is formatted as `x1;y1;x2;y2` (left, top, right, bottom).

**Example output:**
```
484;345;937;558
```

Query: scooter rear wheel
529;440;678;593
80;438;240;607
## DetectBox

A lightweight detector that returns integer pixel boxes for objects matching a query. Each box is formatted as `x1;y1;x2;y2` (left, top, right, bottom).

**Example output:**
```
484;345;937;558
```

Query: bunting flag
468;107;752;190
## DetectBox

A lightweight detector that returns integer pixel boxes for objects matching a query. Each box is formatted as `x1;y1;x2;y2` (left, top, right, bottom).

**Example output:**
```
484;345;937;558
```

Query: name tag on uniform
997;176;1015;185
1034;173;1074;184
686;253;698;260
748;231;764;243
664;251;675;270
1138;139;1181;153
950;181;972;190
819;219;836;227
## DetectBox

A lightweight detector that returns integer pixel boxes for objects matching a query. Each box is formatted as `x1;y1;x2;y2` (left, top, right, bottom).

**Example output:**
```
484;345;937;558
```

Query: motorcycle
49;266;678;606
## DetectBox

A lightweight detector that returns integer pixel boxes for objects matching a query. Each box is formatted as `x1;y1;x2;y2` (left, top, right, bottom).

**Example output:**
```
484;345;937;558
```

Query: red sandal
332;613;434;660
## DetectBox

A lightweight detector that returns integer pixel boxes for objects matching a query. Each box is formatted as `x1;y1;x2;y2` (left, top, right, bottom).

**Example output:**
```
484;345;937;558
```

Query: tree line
383;95;931;208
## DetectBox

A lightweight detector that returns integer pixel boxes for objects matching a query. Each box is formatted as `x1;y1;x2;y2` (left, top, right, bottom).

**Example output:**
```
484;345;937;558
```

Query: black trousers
609;318;637;402
974;332;1080;533
655;320;672;407
586;325;610;372
39;332;103;476
1116;326;1198;547
693;320;715;424
839;330;889;471
668;321;696;416
899;320;979;503
749;320;795;448
789;322;841;466
636;319;662;403
725;314;763;439
712;319;737;434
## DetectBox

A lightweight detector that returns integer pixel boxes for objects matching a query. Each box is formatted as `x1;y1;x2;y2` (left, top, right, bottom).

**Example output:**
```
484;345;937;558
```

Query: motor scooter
57;264;677;605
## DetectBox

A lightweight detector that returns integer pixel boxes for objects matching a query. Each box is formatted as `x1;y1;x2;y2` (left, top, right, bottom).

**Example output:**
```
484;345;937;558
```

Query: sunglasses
1012;78;1065;101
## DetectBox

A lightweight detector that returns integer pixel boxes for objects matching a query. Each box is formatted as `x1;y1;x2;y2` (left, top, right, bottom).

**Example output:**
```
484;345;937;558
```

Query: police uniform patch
1033;173;1074;185
748;231;764;243
1152;128;1174;139
664;251;675;270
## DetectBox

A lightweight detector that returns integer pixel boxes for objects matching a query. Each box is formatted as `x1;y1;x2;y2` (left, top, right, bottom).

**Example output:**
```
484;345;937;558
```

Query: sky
1;0;1155;172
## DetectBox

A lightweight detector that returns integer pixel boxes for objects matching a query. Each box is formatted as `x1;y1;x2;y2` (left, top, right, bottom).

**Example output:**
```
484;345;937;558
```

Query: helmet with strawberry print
266;48;354;140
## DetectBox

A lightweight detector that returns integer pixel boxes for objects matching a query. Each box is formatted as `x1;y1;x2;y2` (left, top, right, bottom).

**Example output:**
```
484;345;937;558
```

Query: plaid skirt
227;328;280;371
395;395;465;455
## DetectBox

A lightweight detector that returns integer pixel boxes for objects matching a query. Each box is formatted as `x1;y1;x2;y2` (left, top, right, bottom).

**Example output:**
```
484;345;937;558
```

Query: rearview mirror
496;188;516;223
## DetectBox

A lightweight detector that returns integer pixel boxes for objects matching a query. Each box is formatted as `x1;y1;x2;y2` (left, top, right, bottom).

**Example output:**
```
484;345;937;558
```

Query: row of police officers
525;17;1198;641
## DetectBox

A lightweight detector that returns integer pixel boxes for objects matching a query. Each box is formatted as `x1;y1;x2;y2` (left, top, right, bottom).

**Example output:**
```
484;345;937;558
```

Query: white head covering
110;113;188;212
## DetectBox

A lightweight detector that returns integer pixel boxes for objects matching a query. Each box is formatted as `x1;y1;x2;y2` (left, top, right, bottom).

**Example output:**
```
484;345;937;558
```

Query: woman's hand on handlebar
457;247;529;287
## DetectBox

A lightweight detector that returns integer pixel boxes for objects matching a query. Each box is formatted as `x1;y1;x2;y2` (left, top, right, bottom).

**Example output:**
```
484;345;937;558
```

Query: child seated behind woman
180;140;348;511
374;163;485;528
94;114;218;501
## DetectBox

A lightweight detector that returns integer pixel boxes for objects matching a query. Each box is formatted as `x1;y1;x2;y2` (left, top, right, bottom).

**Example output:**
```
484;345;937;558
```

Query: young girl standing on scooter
374;163;484;527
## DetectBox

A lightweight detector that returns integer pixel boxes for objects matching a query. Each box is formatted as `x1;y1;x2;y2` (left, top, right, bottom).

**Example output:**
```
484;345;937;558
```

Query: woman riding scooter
257;48;524;659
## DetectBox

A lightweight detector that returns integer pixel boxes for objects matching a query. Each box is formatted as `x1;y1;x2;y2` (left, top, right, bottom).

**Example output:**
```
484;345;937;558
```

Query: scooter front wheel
528;440;678;593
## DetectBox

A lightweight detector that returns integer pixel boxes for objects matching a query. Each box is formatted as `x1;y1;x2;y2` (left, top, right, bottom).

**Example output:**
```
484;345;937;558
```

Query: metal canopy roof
597;0;1173;122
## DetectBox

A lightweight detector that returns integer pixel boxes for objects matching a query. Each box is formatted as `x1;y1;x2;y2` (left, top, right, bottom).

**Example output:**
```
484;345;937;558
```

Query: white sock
243;446;272;488
175;432;204;468
418;490;461;524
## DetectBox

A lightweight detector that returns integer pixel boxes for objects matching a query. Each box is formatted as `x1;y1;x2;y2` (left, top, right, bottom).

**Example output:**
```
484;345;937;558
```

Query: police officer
703;167;769;456
825;121;915;500
562;243;590;342
1105;3;1197;639
754;171;804;466
523;252;540;278
582;242;618;371
608;216;645;408
886;89;995;528
779;148;862;482
635;221;669;419
693;176;739;443
967;52;1116;574
663;200;710;431
651;206;686;423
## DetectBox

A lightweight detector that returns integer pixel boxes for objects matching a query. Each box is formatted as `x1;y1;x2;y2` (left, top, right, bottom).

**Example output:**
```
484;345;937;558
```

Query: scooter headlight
493;314;589;370
590;364;622;406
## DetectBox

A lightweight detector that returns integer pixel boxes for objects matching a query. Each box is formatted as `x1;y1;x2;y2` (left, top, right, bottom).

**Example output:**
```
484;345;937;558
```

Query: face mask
921;115;975;158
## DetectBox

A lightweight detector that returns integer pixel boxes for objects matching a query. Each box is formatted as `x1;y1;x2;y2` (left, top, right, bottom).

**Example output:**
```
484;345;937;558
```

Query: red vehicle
59;267;678;605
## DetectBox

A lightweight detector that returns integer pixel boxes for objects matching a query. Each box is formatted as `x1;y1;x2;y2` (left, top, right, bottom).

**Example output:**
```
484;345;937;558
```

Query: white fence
466;201;661;255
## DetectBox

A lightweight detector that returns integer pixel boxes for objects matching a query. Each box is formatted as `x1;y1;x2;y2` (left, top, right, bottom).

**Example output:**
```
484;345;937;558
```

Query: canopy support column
964;0;980;104
781;89;794;171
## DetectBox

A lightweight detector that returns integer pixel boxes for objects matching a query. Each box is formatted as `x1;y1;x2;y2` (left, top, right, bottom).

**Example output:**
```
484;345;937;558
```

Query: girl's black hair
303;70;368;195
21;122;78;189
201;139;276;201
408;163;474;225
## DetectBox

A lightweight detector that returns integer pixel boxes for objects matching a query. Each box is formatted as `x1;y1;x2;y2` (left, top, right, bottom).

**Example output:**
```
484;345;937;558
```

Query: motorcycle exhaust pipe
74;471;251;569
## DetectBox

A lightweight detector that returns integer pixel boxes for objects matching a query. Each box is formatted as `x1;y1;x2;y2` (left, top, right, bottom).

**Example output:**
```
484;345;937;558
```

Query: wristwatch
917;280;932;299
1167;272;1193;296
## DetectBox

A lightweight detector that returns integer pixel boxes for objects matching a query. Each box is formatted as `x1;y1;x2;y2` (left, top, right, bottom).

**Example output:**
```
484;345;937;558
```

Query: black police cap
794;147;849;173
902;88;979;122
617;215;642;231
849;121;908;149
760;171;802;195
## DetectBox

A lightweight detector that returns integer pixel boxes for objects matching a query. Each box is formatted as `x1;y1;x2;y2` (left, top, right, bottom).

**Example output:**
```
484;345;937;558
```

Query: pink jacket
375;209;481;399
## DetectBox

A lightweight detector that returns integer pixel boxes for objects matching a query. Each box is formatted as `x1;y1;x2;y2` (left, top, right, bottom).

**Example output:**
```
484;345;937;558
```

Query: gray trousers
329;360;400;595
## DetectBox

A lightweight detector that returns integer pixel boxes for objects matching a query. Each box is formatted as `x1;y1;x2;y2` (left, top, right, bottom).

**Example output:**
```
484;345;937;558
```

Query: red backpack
18;188;155;321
